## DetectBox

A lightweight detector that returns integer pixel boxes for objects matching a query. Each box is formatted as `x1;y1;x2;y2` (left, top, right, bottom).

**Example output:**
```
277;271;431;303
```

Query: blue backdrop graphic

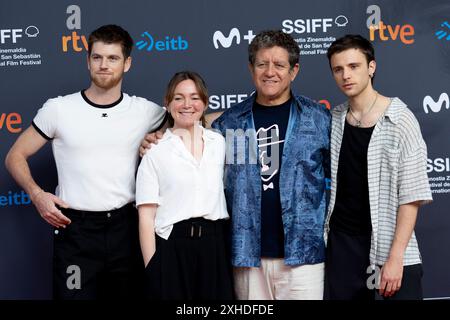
1;0;449;299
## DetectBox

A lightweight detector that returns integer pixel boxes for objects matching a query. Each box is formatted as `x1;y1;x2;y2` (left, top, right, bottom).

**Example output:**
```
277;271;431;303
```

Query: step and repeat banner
1;0;449;299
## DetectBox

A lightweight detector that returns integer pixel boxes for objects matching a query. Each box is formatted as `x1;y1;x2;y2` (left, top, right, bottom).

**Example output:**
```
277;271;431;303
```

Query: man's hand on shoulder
139;130;164;157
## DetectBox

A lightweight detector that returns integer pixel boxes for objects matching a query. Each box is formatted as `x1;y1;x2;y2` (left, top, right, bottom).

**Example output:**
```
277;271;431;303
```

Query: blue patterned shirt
212;93;331;267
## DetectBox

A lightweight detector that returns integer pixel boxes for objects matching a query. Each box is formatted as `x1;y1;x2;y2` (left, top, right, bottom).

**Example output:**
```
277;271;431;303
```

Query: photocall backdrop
1;0;449;299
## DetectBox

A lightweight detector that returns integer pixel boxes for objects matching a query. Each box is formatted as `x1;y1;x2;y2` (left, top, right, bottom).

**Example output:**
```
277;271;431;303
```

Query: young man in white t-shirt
5;24;166;299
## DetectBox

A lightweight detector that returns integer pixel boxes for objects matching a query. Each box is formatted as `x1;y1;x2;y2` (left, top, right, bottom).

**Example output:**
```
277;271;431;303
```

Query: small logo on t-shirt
256;124;284;191
101;113;108;118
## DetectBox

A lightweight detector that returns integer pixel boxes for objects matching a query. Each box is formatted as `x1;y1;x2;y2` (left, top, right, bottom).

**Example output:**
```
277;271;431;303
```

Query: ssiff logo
423;93;449;114
0;27;42;67
0;26;39;44
281;16;348;34
62;5;88;52
427;157;450;173
209;93;249;110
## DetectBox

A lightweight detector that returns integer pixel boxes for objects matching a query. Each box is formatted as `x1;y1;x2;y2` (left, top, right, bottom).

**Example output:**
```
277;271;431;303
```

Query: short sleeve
398;118;433;205
145;100;167;132
32;98;59;140
136;153;161;206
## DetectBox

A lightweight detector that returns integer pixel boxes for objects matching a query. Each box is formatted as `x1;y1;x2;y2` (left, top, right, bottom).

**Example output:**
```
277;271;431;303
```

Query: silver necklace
348;92;378;127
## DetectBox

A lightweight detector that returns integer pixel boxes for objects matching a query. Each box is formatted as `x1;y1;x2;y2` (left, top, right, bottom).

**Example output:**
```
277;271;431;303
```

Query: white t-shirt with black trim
33;91;166;211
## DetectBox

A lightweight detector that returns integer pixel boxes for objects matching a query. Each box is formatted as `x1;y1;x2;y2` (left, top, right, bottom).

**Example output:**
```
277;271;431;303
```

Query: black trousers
324;227;423;300
53;203;144;299
144;217;234;300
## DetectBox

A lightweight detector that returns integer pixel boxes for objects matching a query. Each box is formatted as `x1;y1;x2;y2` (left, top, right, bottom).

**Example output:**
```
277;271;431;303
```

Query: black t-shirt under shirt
330;120;375;236
253;98;291;257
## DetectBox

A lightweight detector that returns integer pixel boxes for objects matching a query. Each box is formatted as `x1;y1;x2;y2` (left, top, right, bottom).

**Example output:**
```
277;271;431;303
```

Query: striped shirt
325;97;432;266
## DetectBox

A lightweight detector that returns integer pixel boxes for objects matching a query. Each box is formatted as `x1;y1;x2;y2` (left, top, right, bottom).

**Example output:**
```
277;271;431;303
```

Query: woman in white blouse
135;71;233;300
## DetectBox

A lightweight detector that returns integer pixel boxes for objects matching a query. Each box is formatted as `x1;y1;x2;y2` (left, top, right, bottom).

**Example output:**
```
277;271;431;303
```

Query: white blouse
136;127;229;239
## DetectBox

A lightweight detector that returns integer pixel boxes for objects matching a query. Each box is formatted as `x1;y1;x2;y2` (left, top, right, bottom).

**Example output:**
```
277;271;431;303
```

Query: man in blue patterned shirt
212;30;331;300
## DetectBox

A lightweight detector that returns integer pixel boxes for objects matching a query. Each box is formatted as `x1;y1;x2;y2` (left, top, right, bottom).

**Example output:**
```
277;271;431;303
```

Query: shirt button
107;212;111;218
54;229;59;235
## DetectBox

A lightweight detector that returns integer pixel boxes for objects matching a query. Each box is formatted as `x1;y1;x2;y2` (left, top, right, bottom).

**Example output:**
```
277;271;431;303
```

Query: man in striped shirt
324;34;432;300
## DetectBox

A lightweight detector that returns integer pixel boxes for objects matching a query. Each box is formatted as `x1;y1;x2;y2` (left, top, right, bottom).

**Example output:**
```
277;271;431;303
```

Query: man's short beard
90;74;122;90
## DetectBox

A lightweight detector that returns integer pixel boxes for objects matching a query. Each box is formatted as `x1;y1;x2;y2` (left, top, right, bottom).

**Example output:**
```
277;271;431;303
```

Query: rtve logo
213;28;256;49
0;26;39;44
62;5;88;53
366;5;415;44
0;112;22;133
423;93;449;114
